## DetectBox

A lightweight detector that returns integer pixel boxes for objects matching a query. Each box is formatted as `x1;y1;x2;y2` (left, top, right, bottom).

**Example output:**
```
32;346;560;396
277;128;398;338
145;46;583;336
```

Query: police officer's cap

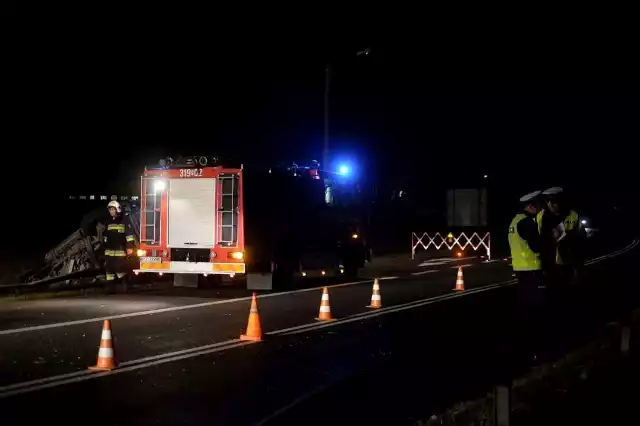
542;187;563;196
519;190;542;203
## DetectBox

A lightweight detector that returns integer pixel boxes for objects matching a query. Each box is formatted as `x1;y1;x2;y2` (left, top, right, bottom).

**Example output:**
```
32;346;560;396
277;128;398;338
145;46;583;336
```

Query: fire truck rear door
168;178;216;248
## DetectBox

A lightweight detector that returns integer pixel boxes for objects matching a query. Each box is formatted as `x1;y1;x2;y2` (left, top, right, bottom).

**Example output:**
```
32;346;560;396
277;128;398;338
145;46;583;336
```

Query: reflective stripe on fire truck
140;262;170;270
105;250;126;257
138;262;245;273
212;263;245;273
106;273;115;281
126;235;136;242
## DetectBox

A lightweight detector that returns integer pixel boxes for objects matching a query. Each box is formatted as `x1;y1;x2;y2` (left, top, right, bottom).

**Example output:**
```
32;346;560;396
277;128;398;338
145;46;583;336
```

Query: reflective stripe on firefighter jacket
508;213;542;271
104;215;135;256
536;209;580;265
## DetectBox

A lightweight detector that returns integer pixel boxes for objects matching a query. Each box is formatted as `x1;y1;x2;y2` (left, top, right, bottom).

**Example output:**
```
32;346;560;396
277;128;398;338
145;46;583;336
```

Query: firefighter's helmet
107;200;122;213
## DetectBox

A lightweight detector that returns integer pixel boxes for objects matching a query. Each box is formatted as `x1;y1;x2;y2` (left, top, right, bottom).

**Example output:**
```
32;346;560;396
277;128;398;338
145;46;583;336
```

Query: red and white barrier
412;232;491;260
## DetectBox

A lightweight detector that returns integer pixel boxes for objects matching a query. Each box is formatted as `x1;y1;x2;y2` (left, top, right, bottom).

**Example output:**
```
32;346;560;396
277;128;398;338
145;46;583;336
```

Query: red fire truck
135;156;367;289
135;156;245;287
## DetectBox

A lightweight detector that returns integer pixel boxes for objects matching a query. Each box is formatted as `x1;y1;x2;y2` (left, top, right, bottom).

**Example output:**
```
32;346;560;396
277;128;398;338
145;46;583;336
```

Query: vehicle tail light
228;251;243;260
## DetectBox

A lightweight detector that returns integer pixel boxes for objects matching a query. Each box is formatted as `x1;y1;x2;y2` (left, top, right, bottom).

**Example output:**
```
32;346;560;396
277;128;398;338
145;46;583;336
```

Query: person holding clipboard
537;187;585;291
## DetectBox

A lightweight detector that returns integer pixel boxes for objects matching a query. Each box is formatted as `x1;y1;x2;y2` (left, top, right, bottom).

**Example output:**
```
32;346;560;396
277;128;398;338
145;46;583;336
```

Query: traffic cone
367;278;382;309
454;266;465;291
89;320;117;371
240;293;262;341
315;287;336;321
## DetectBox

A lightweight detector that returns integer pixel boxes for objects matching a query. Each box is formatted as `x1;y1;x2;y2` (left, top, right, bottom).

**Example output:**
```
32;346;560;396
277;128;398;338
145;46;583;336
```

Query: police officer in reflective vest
509;190;544;300
104;201;136;285
537;187;585;287
509;190;545;359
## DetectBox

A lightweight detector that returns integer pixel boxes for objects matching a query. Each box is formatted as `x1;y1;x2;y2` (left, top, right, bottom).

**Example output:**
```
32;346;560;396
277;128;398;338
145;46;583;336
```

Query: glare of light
483;174;488;179
203;273;208;277
352;233;358;239
457;252;462;257
581;219;587;225
154;180;166;191
136;249;147;257
321;270;326;275
340;269;344;274
158;272;163;276
230;251;244;260
229;273;235;278
338;165;349;175
302;272;307;277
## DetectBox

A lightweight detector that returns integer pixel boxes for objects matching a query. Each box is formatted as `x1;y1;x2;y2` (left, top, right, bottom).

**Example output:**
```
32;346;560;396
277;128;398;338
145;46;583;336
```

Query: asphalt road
0;243;637;425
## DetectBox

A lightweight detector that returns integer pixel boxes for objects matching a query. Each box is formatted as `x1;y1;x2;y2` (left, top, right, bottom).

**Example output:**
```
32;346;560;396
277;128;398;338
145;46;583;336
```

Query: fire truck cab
135;156;245;287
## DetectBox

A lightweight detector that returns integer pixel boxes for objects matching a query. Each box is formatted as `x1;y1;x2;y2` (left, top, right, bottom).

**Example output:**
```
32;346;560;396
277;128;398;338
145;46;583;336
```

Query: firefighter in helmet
104;200;136;286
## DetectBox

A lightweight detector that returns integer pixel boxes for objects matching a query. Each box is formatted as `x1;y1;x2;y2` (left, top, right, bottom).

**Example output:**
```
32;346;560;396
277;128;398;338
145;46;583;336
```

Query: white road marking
410;270;438;276
266;280;514;337
378;276;399;280
451;264;474;269
0;340;255;398
0;240;635;398
0;281;514;398
0;338;244;393
271;281;513;337
0;280;370;336
0;252;501;336
418;258;459;267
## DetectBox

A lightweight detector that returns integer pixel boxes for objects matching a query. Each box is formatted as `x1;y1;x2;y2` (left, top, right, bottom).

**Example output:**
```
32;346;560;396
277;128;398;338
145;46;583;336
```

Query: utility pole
322;47;370;170
323;63;331;170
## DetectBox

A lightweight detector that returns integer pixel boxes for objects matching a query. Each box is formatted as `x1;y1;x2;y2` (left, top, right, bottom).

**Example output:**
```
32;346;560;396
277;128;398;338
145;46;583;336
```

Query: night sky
12;39;639;199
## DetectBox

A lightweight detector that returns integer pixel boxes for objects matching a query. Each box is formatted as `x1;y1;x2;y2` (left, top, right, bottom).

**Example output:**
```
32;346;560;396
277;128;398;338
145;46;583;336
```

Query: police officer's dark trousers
515;270;547;357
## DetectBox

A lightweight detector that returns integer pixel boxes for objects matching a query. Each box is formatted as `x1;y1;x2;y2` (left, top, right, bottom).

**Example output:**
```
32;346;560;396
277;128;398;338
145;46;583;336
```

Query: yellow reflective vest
508;213;542;271
536;209;580;265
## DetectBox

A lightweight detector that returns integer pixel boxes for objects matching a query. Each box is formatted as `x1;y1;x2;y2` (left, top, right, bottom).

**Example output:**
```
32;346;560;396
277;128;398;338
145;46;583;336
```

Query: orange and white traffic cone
240;292;263;341
315;287;336;321
454;266;465;291
89;320;117;371
367;278;382;309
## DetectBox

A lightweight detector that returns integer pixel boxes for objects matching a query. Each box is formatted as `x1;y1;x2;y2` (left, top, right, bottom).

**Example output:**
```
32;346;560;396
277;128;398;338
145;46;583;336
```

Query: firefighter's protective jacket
104;214;136;256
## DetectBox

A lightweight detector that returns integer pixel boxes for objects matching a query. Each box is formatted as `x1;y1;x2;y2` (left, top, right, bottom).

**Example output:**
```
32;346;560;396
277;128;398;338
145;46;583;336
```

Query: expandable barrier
412;232;491;260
